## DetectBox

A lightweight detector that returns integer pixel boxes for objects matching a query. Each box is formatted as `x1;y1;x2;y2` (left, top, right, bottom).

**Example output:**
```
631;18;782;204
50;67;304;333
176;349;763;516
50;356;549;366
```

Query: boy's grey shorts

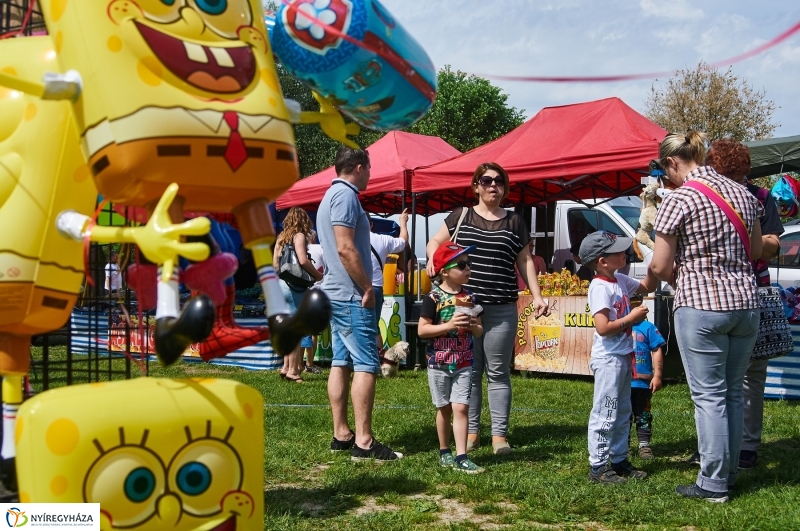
428;366;473;408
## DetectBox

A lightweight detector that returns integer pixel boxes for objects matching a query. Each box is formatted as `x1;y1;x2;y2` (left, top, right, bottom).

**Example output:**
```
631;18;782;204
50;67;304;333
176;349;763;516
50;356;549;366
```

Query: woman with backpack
273;207;324;383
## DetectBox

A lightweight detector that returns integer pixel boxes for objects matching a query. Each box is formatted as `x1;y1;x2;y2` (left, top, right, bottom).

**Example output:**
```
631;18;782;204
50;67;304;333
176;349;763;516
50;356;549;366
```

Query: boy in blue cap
579;231;658;484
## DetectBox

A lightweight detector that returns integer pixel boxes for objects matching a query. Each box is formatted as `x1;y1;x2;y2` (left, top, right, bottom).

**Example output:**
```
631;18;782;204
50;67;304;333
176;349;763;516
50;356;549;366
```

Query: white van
532;195;652;279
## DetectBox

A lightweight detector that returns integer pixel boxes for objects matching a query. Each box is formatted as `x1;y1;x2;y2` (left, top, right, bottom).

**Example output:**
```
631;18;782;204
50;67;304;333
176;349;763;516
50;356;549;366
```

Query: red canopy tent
412;97;668;211
276;131;461;214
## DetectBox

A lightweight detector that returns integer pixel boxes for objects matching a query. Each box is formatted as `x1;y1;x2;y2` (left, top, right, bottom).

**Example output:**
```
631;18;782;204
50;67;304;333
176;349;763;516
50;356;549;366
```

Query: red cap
432;241;476;275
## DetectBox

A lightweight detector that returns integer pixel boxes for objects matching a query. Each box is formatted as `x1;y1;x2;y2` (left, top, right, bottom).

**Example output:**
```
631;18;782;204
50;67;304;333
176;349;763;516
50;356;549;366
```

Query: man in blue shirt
318;147;402;462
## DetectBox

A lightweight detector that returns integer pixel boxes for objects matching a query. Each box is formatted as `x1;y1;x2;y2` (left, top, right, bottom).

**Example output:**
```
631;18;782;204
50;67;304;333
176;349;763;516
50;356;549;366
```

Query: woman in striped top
426;162;548;455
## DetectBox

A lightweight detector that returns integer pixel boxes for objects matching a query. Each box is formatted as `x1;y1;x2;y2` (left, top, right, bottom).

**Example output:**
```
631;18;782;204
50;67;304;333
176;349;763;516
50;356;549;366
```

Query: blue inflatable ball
269;0;437;131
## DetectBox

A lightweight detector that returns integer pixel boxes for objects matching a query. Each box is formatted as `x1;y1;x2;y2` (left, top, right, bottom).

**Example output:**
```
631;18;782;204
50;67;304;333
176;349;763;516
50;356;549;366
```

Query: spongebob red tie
223;111;247;170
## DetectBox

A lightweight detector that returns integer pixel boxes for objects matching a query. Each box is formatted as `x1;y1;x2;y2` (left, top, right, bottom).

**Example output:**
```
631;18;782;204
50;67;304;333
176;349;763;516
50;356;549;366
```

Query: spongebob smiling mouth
134;20;255;93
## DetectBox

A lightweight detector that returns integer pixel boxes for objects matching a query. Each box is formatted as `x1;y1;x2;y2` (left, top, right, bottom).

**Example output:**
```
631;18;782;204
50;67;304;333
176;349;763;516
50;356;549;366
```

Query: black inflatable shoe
0;457;17;494
155;294;215;366
269;288;332;355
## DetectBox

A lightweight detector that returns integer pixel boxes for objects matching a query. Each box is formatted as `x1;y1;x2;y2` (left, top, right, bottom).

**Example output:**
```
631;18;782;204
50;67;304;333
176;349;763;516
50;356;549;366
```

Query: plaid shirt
654;166;762;311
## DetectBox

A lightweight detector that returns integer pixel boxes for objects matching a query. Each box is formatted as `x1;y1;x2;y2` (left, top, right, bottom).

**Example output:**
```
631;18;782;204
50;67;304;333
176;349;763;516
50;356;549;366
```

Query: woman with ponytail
650;131;763;503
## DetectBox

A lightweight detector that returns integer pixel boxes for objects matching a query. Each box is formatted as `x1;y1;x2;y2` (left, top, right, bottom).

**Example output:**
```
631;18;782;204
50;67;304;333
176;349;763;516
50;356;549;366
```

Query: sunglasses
443;259;471;271
478;175;504;187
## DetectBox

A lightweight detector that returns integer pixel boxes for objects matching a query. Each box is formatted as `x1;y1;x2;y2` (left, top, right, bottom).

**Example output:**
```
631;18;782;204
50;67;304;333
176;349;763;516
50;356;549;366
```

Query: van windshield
612;206;642;231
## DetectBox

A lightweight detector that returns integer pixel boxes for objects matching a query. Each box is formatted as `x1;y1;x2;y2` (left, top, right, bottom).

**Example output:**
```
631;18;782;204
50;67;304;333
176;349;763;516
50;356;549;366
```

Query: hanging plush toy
634;183;659;260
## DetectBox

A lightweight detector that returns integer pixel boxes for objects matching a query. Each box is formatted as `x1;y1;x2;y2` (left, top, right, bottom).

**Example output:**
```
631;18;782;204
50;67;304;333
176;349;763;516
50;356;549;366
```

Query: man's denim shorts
330;297;380;373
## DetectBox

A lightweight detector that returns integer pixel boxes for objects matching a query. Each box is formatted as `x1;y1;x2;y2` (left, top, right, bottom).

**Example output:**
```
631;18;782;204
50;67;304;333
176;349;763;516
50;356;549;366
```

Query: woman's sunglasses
478;175;504;187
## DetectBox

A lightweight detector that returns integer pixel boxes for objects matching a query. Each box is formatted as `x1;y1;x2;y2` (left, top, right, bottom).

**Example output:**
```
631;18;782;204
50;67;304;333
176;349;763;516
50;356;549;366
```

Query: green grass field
142;361;798;531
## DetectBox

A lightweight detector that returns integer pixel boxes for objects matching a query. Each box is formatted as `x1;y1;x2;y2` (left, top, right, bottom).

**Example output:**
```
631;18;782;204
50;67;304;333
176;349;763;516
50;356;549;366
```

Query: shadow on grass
264;472;427;519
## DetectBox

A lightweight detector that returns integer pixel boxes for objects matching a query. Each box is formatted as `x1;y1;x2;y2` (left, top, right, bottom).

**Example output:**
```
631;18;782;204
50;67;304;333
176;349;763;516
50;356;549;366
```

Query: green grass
139;362;800;531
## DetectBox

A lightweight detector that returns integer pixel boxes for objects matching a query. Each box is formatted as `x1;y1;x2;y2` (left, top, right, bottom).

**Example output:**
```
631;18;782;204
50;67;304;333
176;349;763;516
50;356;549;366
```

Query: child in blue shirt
631;320;666;459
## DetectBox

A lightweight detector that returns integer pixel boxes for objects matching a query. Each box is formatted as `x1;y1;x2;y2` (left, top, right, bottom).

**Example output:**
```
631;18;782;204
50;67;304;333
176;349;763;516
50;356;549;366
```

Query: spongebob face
36;0;298;211
16;378;264;530
107;0;262;95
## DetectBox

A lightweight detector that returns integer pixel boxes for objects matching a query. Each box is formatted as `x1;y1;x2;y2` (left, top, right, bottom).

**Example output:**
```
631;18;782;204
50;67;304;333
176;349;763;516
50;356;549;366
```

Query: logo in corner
6;508;28;527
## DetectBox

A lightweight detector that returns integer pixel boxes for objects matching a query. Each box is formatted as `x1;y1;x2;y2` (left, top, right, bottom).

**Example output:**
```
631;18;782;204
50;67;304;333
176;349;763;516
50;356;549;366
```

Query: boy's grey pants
587;354;632;468
675;307;758;493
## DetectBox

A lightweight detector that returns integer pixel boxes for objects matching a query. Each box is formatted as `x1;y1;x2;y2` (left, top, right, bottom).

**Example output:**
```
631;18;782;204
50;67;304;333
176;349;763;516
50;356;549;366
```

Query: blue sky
380;0;800;138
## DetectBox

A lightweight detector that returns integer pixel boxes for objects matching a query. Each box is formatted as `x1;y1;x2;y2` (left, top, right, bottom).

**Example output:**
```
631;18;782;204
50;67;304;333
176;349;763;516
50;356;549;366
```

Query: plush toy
635;183;659;260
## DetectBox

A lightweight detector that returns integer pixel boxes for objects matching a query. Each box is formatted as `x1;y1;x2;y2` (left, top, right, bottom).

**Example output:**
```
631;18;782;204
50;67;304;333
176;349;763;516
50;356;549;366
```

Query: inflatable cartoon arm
57;183;210;278
299;92;361;149
0;69;82;101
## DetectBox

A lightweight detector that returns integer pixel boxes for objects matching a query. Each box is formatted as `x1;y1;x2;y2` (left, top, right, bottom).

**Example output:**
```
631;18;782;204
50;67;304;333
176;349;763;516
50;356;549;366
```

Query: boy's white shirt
588;272;642;357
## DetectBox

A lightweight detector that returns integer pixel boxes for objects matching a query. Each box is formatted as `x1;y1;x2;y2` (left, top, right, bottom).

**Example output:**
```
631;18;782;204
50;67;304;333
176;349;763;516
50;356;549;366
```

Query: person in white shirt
104;251;122;294
304;230;325;374
369;209;408;351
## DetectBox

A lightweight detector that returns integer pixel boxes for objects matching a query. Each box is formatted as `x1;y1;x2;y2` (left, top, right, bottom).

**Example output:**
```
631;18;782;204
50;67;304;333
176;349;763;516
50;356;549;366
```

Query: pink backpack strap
683;180;751;257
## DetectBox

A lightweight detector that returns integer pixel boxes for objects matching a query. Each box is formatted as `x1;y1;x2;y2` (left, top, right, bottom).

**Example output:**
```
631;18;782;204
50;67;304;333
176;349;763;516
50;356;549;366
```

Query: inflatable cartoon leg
153;267;214;366
233;199;331;355
151;198;214;366
0;375;21;492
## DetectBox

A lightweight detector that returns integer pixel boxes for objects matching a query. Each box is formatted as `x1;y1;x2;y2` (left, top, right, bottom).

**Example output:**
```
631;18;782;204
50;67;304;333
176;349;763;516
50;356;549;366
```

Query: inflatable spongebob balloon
0;0;333;368
16;378;264;530
0;36;101;490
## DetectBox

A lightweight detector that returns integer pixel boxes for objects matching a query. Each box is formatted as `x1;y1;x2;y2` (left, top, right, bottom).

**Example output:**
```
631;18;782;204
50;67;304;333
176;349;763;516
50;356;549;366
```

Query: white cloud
640;0;704;19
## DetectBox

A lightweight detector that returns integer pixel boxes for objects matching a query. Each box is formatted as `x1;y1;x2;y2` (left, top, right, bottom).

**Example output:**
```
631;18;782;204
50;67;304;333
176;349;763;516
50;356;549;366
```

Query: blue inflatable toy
269;0;437;132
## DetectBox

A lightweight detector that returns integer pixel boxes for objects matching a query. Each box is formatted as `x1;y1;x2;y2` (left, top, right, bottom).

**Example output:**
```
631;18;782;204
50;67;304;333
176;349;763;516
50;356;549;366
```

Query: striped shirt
444;207;528;305
653;166;762;312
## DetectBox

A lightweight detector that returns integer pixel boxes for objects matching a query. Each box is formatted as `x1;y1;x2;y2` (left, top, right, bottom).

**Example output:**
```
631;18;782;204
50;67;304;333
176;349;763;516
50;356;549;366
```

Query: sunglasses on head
478;175;504;187
444;259;471;271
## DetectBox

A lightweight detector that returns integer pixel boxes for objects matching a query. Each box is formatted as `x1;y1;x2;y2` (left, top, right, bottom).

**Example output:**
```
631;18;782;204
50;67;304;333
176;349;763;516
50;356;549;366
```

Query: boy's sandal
285;374;305;384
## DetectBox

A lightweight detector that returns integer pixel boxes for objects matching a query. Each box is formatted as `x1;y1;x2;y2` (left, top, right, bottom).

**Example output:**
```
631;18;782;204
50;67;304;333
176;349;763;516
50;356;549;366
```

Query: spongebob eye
160;0;176;5
187;0;251;39
125;467;157;502
176;462;212;495
195;0;227;16
168;433;242;517
84;443;166;528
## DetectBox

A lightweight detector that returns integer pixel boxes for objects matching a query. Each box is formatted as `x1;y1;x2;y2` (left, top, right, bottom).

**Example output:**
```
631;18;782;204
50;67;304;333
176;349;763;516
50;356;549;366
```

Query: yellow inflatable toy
0;0;328;498
16;377;264;530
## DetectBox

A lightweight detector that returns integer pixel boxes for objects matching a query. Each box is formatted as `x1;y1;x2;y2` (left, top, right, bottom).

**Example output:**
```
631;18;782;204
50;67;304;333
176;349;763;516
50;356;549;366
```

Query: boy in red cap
419;241;485;473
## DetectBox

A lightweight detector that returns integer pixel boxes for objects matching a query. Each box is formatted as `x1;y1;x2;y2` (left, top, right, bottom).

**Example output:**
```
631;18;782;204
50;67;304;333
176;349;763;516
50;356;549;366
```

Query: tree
644;62;778;142
405;66;525;152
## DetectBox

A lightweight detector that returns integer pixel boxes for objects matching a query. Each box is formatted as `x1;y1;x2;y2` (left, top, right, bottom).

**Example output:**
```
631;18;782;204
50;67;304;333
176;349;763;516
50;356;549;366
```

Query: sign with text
1;504;99;529
514;296;594;376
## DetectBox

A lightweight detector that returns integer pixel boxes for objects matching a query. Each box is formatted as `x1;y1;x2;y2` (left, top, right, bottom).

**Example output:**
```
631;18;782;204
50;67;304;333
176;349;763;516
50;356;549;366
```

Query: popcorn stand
514;270;594;376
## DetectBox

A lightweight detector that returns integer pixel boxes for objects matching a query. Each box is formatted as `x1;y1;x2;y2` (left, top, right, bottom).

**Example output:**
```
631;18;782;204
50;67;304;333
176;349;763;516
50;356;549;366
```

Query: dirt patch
299;501;328;517
351;493;520;529
350;497;400;516
304;463;330;481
